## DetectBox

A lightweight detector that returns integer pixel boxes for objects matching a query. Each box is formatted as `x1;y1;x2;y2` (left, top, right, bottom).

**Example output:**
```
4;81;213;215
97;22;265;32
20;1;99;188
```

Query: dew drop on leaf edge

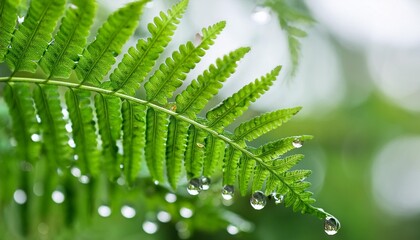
250;191;267;210
272;193;284;204
324;215;340;235
199;176;211;191
187;178;201;196
292;139;303;148
222;185;234;200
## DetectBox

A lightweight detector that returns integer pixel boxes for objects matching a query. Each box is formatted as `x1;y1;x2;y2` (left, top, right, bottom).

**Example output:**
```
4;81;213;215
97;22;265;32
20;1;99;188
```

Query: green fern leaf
65;89;99;176
238;156;255;196
121;101;146;185
207;66;281;131
233;107;301;143
76;1;145;86
222;146;242;186
165;116;190;189
184;125;206;179
33;85;71;168
271;154;304;172
5;0;66;73
3;83;40;161
176;47;250;118
110;0;188;95
39;0;96;79
145;21;226;104
257;135;313;161
144;108;168;184
0;0;19;61
94;93;122;180
251;165;269;192
202;134;225;178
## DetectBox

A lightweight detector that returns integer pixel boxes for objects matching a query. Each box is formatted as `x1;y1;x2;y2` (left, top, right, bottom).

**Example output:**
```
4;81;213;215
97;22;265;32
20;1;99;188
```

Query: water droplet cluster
186;176;211;196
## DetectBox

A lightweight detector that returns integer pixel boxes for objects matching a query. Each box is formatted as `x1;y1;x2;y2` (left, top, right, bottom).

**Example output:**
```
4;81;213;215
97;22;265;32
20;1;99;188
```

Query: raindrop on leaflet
292;139;303;148
187;178;201;196
324;216;340;235
250;191;267;210
199;176;211;191
17;16;24;24
221;185;234;200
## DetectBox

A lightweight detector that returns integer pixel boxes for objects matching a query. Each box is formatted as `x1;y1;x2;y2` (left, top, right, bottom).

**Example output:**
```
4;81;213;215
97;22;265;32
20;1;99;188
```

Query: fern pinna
0;0;339;237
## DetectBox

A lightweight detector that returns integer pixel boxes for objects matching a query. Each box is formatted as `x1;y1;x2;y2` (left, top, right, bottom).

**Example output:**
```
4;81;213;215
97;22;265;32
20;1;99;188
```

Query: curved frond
0;0;19;61
207;66;281;131
202;134;225;178
257;135;313;161
76;1;145;86
222;146;242;186
5;0;66;73
39;0;96;79
110;0;188;95
145;21;226;104
184;125;206;179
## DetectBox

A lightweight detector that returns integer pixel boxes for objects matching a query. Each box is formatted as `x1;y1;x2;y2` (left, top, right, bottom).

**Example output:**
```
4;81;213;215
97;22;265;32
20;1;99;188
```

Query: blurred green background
1;0;420;239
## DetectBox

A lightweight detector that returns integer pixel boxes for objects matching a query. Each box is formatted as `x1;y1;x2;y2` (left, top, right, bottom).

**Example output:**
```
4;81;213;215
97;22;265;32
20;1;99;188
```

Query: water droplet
199;176;211;191
112;51;118;57
79;175;90;184
154;180;159;185
196;143;205;148
292;139;303;148
68;138;76;148
65;123;72;133
98;205;111;217
69;3;78;9
324;216;340;235
165;193;177;203
157;210;171;223
272;193;284;204
251;6;271;24
143;220;158;234
121;205;136;219
36;115;41;123
226;224;239;235
117;177;125;186
61;108;69;119
187;178;201;196
222;185;234;200
17;16;25;24
51;190;65;204
179;207;193;218
250;191;267;210
194;33;203;46
13;189;27;205
73;154;79;161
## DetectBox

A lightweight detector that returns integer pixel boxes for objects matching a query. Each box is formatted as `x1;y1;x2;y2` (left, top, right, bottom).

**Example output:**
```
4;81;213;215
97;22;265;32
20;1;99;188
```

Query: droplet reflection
324;215;340;235
250;191;267;210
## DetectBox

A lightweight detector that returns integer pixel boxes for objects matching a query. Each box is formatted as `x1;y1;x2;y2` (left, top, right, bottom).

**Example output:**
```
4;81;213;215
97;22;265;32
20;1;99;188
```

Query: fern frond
144;108;168;184
39;0;96;79
176;47;250;118
0;0;19;61
165;116;190;189
5;0;66;73
233;107;301;143
121;101;146;185
222;146;242;186
76;1;145;86
184;125;206;179
251;165;269;192
94;93;122;180
145;21;226;104
202;134;225;178
238;156;255;196
33;85;71;167
110;0;188;95
257;135;313;161
65;89;99;176
3;83;40;161
207;66;281;131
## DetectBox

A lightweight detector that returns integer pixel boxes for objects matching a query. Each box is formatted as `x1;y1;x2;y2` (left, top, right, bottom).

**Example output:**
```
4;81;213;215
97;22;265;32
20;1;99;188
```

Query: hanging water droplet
143;220;159;234
199;176;211;191
251;6;272;24
179;207;193;218
121;205;136;219
187;178;201;196
250;191;267;210
79;175;90;184
31;133;41;142
222;185;234;200
292;139;303;148
226;224;239;235
65;123;72;133
98;205;111;217
324;216;340;235
272;193;284;204
70;167;81;177
68;138;76;148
